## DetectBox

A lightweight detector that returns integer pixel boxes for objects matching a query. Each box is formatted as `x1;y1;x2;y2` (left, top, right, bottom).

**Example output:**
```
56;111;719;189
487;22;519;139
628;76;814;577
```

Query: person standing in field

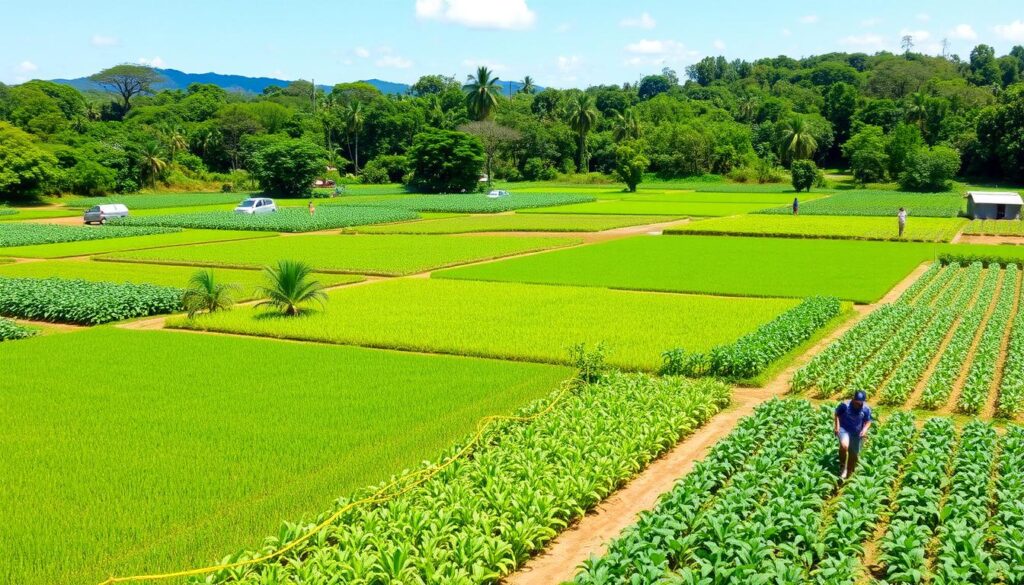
835;390;872;480
897;207;907;237
308;200;316;217
792;197;799;215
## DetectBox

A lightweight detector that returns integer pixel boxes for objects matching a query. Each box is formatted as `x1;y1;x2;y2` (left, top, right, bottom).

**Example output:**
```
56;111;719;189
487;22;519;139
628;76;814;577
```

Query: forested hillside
1;44;1023;200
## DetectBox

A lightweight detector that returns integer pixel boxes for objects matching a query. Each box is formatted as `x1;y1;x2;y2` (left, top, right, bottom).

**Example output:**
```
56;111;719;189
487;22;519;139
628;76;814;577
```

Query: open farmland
962;218;1024;236
0;223;178;247
169;278;800;370
0;328;571;585
757;190;964;217
518;199;776;217
0;229;274;259
353;213;674;233
103;233;580;275
437;235;939;303
0;209;80;221
670;214;968;242
112;205;420;232
62;192;250;209
337;192;594;213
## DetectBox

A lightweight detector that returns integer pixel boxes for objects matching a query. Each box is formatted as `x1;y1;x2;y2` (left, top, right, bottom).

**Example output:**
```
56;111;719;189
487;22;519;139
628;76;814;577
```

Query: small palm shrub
182;270;240;318
255;260;327;316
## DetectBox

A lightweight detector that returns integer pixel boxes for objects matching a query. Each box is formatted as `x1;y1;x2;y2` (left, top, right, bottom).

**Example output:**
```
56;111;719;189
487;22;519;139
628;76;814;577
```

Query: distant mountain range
50;68;539;96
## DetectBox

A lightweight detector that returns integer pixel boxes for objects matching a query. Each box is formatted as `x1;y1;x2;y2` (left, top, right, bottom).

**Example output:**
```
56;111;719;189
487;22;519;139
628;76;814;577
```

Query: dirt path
956;234;1024;246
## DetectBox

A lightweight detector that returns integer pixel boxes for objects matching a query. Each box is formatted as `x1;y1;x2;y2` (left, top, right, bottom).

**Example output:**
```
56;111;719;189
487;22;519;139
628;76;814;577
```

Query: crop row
0;277;181;325
196;372;731;585
998;278;1024;417
661;296;841;379
895;262;943;304
346;193;595;213
957;264;1018;413
0;223;178;248
876;417;958;583
994;426;1024;583
844;306;935;397
918;266;1001;409
962;219;1024;237
0;316;36;341
113;206;420;233
756;191;963;218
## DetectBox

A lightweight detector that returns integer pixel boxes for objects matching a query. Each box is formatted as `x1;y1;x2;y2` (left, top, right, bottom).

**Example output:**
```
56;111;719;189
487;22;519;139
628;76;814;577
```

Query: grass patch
0;259;362;298
62;192;250;209
0;328;568;585
170;278;799;370
342;193;594;213
437;235;948;303
112;206;419;232
353;213;673;234
0;224;178;248
104;234;580;276
962;219;1024;236
757;190;964;217
0;209;80;221
0;230;275;259
519;200;775;216
668;214;968;242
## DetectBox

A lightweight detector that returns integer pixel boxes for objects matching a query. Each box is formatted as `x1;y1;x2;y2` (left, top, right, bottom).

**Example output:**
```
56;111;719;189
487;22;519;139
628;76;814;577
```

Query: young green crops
670;214;967;242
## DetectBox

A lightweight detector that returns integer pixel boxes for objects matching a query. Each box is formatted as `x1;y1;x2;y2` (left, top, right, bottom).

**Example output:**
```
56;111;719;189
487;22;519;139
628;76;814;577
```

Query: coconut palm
612;108;641;142
182;270;239;318
343;101;365;172
906;91;928;131
519;76;536;95
564;93;599;172
779;116;818;161
255;260;327;316
463;66;501;121
164;127;188;163
139;141;168;187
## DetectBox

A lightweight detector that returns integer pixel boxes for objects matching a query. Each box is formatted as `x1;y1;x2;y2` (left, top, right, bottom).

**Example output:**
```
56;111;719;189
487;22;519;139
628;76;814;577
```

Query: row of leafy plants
112;206;418;233
347;193;595;214
957;263;1018;413
0;277;181;325
0;223;177;248
0;316;36;341
661;296;841;379
998;281;1024;417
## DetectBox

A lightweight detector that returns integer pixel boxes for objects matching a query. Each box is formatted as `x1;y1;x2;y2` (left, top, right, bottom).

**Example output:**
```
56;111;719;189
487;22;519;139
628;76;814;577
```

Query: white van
83;204;129;225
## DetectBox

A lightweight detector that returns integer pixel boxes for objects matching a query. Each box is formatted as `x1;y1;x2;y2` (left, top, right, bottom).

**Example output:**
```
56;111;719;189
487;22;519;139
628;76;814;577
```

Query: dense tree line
2;45;1024;199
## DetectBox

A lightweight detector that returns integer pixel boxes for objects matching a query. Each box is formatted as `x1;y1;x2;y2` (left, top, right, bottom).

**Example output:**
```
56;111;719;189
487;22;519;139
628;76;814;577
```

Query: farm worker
897;207;907;237
308;200;316;217
792;197;799;215
835;390;872;481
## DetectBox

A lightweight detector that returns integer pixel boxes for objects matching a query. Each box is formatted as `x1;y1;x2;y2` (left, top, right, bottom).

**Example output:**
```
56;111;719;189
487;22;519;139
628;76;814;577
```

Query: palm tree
255;260;327;316
564;93;599;172
139;141;168;187
164;127;188;164
463;66;501;121
343;102;365;172
906;91;928;131
182;270;239;318
612;108;641;142
519;76;536;95
779;116;818;161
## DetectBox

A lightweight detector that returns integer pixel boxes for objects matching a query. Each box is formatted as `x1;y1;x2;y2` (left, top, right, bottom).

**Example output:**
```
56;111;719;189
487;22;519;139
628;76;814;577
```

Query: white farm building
966;191;1023;220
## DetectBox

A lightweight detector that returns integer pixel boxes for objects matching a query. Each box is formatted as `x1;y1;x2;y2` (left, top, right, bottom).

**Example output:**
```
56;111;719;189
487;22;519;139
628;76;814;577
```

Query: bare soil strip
956;234;1024;246
984;269;1022;418
940;270;1006;415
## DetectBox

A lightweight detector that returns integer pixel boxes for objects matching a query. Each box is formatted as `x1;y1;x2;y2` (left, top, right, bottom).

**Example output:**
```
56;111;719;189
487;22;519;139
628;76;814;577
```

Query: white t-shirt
898;210;907;223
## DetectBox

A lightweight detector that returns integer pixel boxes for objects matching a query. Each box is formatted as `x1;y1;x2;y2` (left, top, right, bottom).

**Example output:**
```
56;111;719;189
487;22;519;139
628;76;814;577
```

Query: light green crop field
757;190;964;217
962;219;1024;236
353;213;674;234
170;278;798;369
0;328;569;585
0;230;275;259
0;259;363;297
670;214;968;242
104;234;580;275
519;200;775;217
437;235;947;303
0;209;80;221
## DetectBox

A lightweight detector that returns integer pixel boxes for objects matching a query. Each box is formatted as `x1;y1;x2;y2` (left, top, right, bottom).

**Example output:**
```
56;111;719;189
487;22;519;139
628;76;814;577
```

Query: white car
234;198;277;214
83;204;129;225
487;190;509;198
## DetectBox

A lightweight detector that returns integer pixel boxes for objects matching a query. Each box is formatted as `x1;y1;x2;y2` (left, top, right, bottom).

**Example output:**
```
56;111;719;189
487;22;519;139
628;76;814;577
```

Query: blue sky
3;0;1024;88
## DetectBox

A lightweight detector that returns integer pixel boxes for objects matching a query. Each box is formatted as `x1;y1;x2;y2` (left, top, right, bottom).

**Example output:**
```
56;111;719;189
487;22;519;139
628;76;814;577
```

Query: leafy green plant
0;224;178;248
182;270;240;318
112;206;418;233
0;316;35;341
255;260;327;316
0;277;181;324
347;193;594;213
567;342;609;384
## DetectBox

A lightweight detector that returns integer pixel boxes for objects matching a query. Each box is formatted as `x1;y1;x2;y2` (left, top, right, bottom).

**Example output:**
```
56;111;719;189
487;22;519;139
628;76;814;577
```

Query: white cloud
861;18;881;27
415;0;536;30
995;20;1024;42
900;28;931;43
916;13;930;22
624;39;697;66
949;24;977;40
462;58;508;72
557;55;582;72
376;55;413;68
137;56;166;67
620;12;656;29
354;46;370;58
17;60;38;73
713;39;726;51
799;15;819;24
90;34;118;47
840;33;886;50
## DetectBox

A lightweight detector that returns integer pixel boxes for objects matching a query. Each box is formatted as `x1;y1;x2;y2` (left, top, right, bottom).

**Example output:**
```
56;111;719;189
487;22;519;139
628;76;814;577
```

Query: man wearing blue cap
835;390;872;480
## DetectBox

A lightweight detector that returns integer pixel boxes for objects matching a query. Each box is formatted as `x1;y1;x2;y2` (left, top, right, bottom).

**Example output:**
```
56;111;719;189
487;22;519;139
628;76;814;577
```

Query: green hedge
112;206;418;233
939;252;1024;267
0;224;179;248
0;277;182;324
0;317;35;341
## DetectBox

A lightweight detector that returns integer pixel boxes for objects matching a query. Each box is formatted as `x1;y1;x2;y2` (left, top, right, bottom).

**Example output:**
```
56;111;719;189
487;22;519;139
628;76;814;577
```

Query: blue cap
853;390;867;401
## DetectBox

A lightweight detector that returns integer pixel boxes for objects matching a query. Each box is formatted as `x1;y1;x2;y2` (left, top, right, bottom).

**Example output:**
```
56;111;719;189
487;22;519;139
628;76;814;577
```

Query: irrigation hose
98;379;576;585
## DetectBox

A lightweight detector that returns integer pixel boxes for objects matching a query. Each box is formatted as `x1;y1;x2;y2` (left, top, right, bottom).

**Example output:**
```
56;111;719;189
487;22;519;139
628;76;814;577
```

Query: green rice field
170;278;799;369
519;200;776;216
670;214;968;242
353;213;674;234
103;234;580;275
962;219;1024;236
757;190;964;217
437;235;944;303
0;328;569;585
0;230;275;259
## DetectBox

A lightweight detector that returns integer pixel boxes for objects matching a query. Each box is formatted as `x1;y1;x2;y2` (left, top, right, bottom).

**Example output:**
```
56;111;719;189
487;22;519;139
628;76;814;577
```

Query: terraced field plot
0;209;80;221
169;278;799;370
670;214;968;242
0;223;177;248
792;261;1024;418
0;328;569;585
0;259;363;297
575;399;1024;584
438;235;938;303
519;199;775;217
113;206;419;232
962;218;1024;236
104;234;580;275
0;229;274;259
757;190;964;217
353;213;673;234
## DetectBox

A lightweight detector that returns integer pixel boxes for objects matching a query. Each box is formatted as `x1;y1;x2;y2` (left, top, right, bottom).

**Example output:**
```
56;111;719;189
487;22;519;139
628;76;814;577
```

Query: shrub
407;129;484;193
613;145;649;193
0;317;35;341
249;138;327;197
790;159;817;192
568;342;609;384
364;154;409;183
358;163;389;185
0;277;182;325
898;146;961;192
523;157;557;181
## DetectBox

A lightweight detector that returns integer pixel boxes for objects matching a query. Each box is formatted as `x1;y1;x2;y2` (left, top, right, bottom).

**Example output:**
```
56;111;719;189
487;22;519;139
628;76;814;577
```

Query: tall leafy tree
564;93;599;172
463;66;501;121
612;108;641;142
88;64;164;114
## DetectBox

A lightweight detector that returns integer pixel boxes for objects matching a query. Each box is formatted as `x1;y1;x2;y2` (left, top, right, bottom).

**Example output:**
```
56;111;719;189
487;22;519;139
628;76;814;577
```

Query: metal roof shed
967;191;1023;220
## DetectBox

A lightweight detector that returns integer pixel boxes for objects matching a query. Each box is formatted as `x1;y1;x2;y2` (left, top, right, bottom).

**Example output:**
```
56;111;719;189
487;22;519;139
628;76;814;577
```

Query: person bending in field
835;390;872;480
792;197;799;215
897;207;907;237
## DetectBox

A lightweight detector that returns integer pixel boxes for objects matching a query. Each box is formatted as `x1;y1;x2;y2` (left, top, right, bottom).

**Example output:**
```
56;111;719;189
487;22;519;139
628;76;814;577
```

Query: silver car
234;198;277;214
83;204;129;225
